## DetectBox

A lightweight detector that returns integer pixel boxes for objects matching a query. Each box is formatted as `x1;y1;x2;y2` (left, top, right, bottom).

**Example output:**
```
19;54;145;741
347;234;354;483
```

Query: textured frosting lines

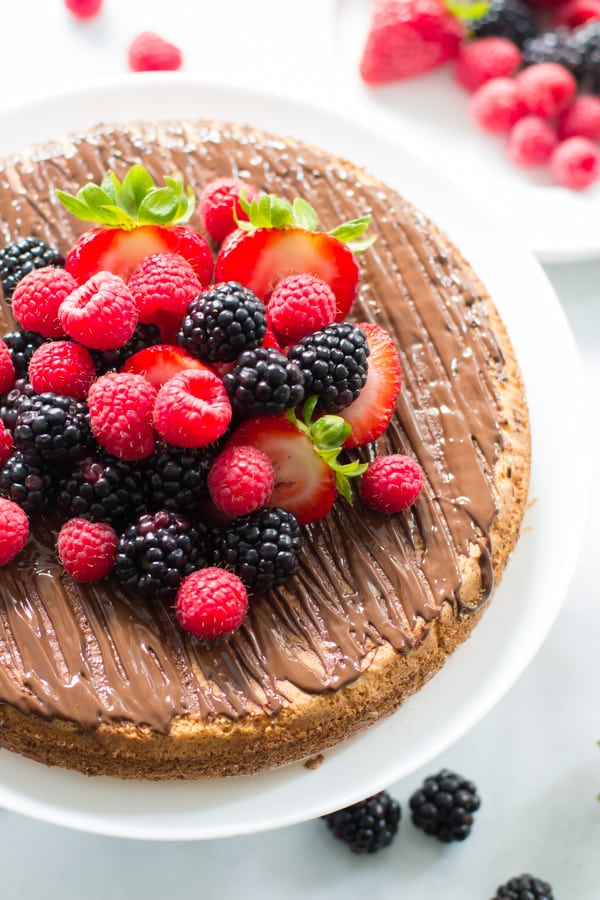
0;121;502;732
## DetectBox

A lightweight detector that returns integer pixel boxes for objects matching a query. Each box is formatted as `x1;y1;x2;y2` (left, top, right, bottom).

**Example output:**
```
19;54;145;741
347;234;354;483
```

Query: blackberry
178;281;267;363
0;450;54;512
0;236;65;301
223;347;305;417
90;322;161;374
287;322;369;412
322;791;401;854
13;392;93;469
0;379;36;433
409;769;481;842
571;21;600;94
142;441;220;513
492;874;554;899
58;453;147;527
2;330;47;378
522;28;583;75
470;0;538;48
213;506;302;591
115;510;211;597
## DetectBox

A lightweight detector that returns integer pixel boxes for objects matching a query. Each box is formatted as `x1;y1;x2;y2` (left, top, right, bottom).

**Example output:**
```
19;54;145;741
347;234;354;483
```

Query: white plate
0;75;590;841
332;0;600;264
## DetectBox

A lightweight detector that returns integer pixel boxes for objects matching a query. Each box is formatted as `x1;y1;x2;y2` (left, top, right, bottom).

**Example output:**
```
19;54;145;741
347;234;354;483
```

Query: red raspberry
507;116;558;166
471;78;527;133
261;324;283;353
12;267;77;338
515;63;577;119
550;136;600;189
554;0;600;28
267;274;338;344
454;37;521;92
57;517;118;582
360;454;424;514
557;94;600;140
65;0;102;18
153;369;232;448
128;32;182;72
207;445;275;516
28;340;96;400
0;339;15;394
88;372;157;460
175;568;248;640
0;498;29;566
58;271;138;350
128;253;202;325
199;178;259;244
0;420;14;468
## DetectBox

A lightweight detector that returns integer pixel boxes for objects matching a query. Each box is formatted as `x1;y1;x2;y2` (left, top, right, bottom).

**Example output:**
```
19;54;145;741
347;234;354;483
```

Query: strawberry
340;322;402;448
214;192;374;321
122;344;212;388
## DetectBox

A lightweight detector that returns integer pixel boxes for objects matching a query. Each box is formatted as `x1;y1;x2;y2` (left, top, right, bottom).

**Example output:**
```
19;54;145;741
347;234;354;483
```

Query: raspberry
507;115;558;165
0;421;14;468
127;253;202;325
454;37;522;91
88;372;157;460
554;0;600;29
207;445;275;516
175;568;248;640
557;93;600;139
127;31;182;72
515;62;577;118
0;339;15;394
267;274;338;344
153;369;232;449
57;517;117;582
65;0;102;18
550;135;600;187
28;340;96;400
360;454;424;513
0;497;29;565
58;271;138;350
199;178;259;244
471;77;528;132
12;267;76;338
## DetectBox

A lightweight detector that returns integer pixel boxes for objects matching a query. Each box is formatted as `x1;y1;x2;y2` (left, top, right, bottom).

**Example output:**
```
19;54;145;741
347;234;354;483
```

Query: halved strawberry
122;344;211;388
340;322;402;448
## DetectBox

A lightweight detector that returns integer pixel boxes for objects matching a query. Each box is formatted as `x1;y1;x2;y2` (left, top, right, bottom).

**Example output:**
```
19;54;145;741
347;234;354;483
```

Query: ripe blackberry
58;453;147;527
571;21;600;94
13;392;93;469
322;791;401;854
287;322;369;412
213;506;302;591
0;237;65;301
178;281;267;363
2;330;47;378
409;769;481;842
223;347;305;417
522;28;583;75
470;0;538;49
90;322;161;374
0;450;54;512
142;441;220;513
492;874;554;899
0;378;36;433
115;510;211;597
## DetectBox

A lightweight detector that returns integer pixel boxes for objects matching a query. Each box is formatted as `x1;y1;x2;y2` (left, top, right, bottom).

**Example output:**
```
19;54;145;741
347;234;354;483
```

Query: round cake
0;119;530;780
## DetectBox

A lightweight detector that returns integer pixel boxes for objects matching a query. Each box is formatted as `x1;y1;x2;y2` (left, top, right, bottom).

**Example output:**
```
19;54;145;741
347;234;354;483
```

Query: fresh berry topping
339;322;402;448
522;27;582;73
14;392;92;469
213;506;303;590
0;379;36;433
469;0;538;49
261;324;284;353
555;0;600;29
0;497;29;566
491;874;555;899
123;344;210;388
0;420;14;468
88;372;157;460
223;347;305;417
198;177;259;244
557;92;600;139
267;274;337;344
0;339;16;394
322;791;401;854
454;37;522;91
127;252;202;325
127;31;182;72
12;267;76;338
409;769;481;842
471;77;528;132
58;453;147;527
3;330;47;378
359;0;464;85
0;237;64;301
175;568;248;640
58;271;138;350
507;115;558;165
550;135;600;187
65;0;102;18
142;441;220;513
0;451;54;512
207;445;275;516
90;322;161;375
287;322;369;413
115;510;210;596
28;340;96;400
153;369;232;448
178;281;267;363
570;20;600;94
360;454;424;513
57;517;117;582
515;62;577;117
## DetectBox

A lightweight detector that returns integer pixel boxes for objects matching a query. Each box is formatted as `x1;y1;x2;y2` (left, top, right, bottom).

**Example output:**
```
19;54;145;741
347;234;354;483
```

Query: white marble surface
0;2;599;897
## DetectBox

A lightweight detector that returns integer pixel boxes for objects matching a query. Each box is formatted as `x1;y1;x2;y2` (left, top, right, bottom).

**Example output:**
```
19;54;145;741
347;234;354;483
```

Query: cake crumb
304;753;325;770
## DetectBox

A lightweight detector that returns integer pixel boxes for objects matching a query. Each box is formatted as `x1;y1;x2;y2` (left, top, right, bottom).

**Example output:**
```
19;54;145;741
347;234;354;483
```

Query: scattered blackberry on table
142;441;220;514
287;322;369;413
322;791;401;854
13;392;93;469
571;21;600;94
470;0;538;49
90;322;161;374
57;453;147;528
213;506;303;591
178;281;267;363
522;28;583;75
0;450;54;512
0;378;36;433
0;237;65;301
409;768;481;842
223;346;305;417
491;874;555;899
2;330;47;379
